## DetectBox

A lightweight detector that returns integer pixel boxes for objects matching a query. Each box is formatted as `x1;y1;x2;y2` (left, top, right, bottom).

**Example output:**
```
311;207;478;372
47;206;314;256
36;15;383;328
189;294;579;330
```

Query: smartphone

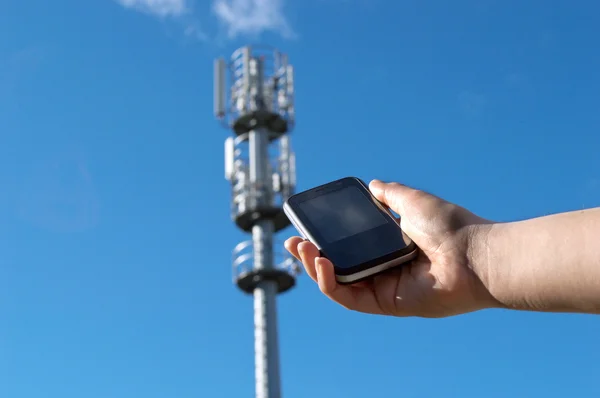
283;177;418;284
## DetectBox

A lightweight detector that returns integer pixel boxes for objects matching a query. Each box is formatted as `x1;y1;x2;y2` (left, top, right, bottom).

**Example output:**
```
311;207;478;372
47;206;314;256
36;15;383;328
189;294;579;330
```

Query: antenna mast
214;45;300;398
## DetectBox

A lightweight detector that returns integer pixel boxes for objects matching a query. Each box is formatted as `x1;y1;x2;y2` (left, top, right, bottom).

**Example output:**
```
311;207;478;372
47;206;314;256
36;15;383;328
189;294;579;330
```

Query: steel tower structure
214;45;300;398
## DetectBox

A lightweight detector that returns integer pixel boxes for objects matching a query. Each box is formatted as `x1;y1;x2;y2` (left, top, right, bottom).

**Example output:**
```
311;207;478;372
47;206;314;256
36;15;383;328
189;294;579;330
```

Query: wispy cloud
114;0;294;40
115;0;189;18
212;0;294;39
115;0;208;41
458;90;486;118
1;46;47;117
16;144;100;233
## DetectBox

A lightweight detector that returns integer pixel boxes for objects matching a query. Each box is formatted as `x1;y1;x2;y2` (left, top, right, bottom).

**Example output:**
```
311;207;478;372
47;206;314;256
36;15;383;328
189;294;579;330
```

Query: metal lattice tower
214;45;301;398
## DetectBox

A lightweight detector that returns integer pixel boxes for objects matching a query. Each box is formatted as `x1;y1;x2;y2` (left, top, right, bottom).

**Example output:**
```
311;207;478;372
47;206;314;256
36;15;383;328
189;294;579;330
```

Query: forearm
473;208;600;314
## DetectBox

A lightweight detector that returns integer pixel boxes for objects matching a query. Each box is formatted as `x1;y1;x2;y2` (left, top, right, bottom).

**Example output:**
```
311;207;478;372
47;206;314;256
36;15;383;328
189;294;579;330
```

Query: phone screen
289;178;413;271
297;185;389;243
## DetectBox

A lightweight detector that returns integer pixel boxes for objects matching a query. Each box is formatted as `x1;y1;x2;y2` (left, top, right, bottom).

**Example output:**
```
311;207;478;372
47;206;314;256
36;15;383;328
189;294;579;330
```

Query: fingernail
369;179;384;191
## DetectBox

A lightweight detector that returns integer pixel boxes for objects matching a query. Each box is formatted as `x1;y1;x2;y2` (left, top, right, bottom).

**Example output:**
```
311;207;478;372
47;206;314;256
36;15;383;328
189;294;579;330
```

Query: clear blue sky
1;0;599;397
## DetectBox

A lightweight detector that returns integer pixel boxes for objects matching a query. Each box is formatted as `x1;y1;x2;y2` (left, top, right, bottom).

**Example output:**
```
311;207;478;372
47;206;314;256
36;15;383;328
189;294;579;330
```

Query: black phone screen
289;177;414;273
298;185;388;243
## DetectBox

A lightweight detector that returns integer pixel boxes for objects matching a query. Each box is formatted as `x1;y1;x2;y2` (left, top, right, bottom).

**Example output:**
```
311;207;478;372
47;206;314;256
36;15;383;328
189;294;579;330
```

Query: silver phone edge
282;201;322;250
335;247;418;284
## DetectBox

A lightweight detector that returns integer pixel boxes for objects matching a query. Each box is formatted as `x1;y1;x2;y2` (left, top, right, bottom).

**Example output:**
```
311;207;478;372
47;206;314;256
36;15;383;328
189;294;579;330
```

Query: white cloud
115;0;189;18
212;0;294;38
115;0;207;40
458;90;486;118
115;0;294;40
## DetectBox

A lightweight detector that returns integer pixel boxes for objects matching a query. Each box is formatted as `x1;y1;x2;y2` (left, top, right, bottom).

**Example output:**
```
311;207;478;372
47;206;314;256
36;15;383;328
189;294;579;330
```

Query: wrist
468;211;600;314
464;222;508;311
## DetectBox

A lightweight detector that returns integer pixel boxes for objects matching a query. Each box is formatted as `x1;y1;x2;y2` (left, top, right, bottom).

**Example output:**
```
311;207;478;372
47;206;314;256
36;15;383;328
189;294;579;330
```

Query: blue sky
1;0;599;397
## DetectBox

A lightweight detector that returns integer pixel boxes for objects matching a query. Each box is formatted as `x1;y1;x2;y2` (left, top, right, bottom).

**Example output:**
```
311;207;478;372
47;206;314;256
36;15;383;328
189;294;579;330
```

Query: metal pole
249;124;282;398
248;49;281;398
252;221;281;398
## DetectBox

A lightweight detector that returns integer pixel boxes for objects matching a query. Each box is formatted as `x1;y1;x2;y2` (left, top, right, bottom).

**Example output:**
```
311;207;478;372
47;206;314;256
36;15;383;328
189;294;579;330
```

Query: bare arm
472;207;600;314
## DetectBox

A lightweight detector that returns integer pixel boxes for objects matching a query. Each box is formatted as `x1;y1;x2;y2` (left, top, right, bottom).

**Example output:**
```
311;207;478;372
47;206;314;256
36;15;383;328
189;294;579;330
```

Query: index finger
369;180;416;216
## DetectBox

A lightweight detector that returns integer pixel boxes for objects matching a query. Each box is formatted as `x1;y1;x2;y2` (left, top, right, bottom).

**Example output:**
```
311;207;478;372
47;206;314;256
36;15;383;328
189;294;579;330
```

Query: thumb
369;179;419;216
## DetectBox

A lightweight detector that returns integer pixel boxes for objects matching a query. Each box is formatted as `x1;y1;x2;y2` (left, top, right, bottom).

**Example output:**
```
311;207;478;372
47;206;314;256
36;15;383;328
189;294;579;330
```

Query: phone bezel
284;177;417;281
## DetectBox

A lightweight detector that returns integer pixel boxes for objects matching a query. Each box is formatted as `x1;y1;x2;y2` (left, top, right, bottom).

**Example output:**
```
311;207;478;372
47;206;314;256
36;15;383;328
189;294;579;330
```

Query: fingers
285;237;384;314
368;179;421;216
284;237;318;282
284;236;304;260
285;237;367;286
314;258;385;315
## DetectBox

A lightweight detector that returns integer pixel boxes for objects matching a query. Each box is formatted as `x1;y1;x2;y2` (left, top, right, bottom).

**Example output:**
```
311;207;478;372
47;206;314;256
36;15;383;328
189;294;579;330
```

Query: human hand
284;180;502;318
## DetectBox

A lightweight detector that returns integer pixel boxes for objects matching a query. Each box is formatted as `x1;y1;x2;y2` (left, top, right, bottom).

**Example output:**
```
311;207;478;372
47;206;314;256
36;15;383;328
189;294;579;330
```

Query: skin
284;180;600;318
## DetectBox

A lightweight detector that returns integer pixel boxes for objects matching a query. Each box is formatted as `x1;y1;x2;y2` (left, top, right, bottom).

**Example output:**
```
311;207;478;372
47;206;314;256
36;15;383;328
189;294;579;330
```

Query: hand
284;180;501;318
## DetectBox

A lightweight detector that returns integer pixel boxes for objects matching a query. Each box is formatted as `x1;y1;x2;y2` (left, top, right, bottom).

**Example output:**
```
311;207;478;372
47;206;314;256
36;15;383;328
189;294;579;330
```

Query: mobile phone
283;177;418;284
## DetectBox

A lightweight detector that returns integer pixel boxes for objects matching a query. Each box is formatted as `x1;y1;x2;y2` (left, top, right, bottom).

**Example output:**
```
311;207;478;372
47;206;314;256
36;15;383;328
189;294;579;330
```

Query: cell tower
214;45;300;398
